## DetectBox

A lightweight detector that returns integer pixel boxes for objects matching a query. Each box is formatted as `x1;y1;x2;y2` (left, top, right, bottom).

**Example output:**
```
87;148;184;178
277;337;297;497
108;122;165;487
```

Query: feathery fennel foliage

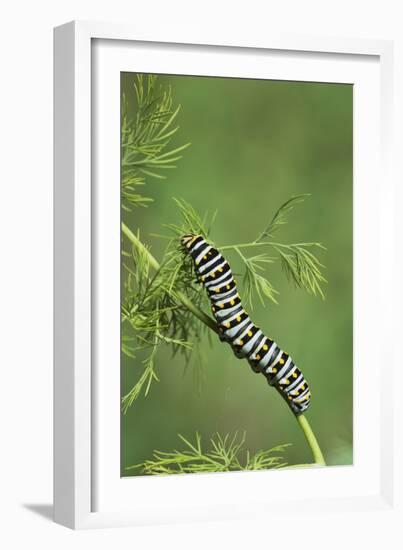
121;74;190;211
219;194;327;302
128;433;291;475
256;194;308;240
121;199;219;412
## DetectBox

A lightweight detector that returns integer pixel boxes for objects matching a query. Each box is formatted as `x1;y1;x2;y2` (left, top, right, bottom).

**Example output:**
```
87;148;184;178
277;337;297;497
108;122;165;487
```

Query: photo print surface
120;73;353;476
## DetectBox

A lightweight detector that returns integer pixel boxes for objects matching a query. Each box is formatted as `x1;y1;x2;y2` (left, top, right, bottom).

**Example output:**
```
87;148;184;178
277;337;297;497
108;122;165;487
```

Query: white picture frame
54;21;398;530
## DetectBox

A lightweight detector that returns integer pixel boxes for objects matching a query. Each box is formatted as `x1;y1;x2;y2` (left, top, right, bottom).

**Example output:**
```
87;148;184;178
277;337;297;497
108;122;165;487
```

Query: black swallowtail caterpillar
181;234;311;416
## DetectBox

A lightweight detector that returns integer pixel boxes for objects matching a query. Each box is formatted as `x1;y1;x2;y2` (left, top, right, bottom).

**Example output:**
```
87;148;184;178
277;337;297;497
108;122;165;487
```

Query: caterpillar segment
181;234;311;415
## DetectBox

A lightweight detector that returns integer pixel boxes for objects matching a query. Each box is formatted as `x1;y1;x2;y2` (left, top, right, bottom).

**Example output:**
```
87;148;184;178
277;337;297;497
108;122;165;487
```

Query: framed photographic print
54;21;398;531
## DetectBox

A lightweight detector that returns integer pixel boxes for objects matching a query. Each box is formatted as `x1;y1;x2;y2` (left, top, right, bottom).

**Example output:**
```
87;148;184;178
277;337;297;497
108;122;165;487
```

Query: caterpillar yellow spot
226;284;230;290
218;268;223;273
256;354;261;360
203;255;207;260
236;316;241;322
220;303;224;308
230;299;235;306
238;340;244;346
215;288;220;293
225;322;230;328
211;272;216;278
285;379;290;385
272;368;277;374
263;344;268;351
279;358;285;365
301;384;305;390
247;331;252;337
293;372;298;378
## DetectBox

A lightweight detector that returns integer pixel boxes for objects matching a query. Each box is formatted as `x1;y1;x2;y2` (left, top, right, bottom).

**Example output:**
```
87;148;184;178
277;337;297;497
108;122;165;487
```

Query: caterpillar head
181;234;199;250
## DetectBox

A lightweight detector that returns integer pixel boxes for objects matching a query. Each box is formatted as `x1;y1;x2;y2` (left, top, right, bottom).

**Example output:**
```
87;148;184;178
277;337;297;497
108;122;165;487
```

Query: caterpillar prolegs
181;234;311;416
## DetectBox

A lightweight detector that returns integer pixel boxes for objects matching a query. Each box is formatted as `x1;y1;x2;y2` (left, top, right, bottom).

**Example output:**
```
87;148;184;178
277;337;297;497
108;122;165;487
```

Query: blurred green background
121;73;353;474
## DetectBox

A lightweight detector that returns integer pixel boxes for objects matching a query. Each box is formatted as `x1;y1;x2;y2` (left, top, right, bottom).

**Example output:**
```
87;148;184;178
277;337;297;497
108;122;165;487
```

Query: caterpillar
181;234;311;416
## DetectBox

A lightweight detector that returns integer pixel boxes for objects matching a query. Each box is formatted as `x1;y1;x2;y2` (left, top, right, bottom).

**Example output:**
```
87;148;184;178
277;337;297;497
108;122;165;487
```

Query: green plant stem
122;222;160;270
297;414;326;466
121;221;325;465
175;290;219;334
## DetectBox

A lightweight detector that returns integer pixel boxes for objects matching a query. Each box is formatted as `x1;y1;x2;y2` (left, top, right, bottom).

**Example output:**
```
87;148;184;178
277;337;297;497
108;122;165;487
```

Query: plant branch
297;414;326;466
220;240;326;299
122;221;326;466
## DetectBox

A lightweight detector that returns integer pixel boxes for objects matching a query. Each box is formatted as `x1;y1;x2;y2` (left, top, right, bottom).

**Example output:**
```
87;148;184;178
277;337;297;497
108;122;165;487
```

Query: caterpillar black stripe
181;234;311;415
